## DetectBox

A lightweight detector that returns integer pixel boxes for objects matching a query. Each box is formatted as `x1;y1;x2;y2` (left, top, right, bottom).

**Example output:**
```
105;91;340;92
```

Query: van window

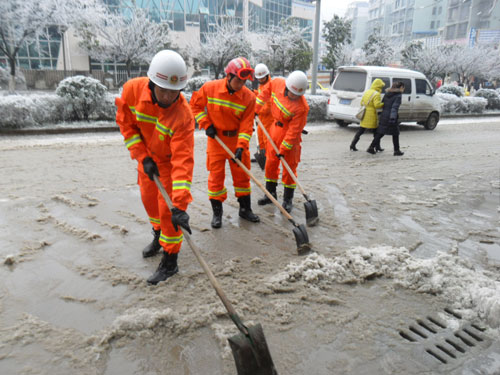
393;78;412;94
416;79;432;95
333;71;367;92
372;77;390;91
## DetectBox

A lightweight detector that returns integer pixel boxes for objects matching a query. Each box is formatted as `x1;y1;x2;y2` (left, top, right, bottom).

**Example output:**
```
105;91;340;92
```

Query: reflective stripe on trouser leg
229;148;251;198
282;144;301;187
138;169;160;231
207;152;228;202
157;182;183;255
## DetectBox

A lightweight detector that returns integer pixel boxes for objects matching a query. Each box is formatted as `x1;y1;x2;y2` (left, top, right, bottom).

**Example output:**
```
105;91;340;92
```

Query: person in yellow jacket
350;78;385;154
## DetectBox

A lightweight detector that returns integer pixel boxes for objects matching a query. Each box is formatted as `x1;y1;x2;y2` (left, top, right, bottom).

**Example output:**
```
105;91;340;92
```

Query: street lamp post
60;26;68;78
311;0;321;95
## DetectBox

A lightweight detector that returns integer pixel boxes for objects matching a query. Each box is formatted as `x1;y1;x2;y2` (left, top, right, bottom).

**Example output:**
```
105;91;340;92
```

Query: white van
326;66;440;130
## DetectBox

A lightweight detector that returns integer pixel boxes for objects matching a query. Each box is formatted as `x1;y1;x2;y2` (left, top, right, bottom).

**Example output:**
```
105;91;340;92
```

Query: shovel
153;175;277;375
214;135;311;255
255;116;319;227
253;122;266;171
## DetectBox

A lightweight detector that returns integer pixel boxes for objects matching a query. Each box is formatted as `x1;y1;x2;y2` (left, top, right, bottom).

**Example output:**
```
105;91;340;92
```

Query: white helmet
285;70;308;96
147;50;188;90
254;63;270;79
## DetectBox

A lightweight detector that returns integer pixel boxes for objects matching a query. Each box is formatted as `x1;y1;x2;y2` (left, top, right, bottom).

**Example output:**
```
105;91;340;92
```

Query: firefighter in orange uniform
115;50;195;285
255;71;310;213
191;57;260;228
253;63;273;169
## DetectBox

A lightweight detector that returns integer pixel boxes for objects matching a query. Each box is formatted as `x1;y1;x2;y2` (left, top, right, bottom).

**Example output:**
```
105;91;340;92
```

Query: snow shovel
153;175;277;375
214;135;311;255
253;122;266;171
255;117;319;227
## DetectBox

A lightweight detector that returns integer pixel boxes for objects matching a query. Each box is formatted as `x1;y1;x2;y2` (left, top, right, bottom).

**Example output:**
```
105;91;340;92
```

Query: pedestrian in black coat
369;81;405;156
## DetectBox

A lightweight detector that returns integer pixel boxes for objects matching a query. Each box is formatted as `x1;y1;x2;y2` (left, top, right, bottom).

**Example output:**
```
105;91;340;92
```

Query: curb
0;127;119;136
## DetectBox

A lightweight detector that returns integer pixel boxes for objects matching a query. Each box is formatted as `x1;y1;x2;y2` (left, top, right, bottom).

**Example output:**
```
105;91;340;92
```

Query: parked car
326;66;440;130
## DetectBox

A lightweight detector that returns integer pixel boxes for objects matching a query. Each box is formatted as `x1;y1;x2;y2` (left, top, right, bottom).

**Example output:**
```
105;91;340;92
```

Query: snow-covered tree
0;0;105;92
322;15;351;71
267;18;312;76
197;22;252;79
78;6;172;82
334;43;365;67
362;30;394;66
400;41;424;71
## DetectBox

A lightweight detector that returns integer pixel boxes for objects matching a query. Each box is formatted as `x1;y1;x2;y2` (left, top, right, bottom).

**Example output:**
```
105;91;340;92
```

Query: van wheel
424;112;439;130
336;120;348;127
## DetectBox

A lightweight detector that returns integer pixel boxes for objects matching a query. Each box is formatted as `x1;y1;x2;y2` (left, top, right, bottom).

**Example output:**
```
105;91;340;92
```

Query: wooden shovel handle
152;175;248;335
255;117;308;198
214;135;295;221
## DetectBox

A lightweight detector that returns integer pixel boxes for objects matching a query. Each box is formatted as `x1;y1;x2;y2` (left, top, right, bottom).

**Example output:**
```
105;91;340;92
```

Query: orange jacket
256;77;309;154
255;78;274;127
191;77;255;150
115;77;195;210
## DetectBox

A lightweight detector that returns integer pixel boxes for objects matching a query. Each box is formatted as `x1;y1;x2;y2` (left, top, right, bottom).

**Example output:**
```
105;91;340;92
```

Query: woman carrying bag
350;78;385;153
369;81;405;156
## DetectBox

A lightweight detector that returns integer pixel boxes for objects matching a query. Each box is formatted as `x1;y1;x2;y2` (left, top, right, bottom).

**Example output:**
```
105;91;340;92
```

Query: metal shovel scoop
255;117;319;226
153;175;278;374
214;135;311;254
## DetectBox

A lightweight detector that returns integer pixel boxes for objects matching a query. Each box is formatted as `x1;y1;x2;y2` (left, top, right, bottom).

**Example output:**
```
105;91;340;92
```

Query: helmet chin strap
284;87;289;97
226;75;236;94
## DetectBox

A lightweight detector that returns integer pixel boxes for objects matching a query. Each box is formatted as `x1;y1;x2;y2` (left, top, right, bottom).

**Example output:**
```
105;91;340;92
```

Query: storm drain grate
398;307;487;365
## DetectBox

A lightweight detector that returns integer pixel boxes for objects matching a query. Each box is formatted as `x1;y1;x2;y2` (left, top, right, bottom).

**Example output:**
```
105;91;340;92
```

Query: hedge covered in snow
436;93;487;114
474;89;500;110
437;85;464;97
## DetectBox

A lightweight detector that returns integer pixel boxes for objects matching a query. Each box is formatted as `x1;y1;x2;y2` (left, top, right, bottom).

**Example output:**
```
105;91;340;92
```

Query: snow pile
268;247;500;329
436;92;487;114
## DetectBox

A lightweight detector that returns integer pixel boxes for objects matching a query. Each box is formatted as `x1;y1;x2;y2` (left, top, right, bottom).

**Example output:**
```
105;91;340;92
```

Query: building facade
345;1;369;48
0;0;314;74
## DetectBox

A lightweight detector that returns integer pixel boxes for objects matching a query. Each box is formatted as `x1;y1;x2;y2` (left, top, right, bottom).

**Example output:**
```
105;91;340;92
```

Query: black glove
142;157;159;181
171;207;191;234
234;147;244;161
205;124;216;138
389;117;397;124
276;153;285;159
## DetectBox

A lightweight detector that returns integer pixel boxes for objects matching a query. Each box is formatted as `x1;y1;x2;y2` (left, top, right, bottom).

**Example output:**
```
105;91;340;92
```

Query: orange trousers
256;112;274;150
264;127;301;189
137;162;183;254
206;135;251;202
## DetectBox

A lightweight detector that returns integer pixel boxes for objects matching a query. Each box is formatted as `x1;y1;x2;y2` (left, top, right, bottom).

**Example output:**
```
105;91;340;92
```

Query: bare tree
196;22;253;79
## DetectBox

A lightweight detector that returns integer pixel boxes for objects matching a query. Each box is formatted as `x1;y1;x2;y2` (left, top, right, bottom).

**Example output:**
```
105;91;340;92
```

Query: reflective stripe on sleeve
124;134;142;148
281;140;293;150
172;180;192;191
238;133;251;142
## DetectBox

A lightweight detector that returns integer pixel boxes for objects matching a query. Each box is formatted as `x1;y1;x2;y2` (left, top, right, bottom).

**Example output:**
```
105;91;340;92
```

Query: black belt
275;121;283;127
222;130;238;137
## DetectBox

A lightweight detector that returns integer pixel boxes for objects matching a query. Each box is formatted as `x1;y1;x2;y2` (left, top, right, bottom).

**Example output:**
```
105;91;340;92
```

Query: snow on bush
185;76;210;92
474;89;500;110
435;93;487;114
0;94;71;129
95;92;119;121
305;94;329;122
56;75;107;121
437;84;464;97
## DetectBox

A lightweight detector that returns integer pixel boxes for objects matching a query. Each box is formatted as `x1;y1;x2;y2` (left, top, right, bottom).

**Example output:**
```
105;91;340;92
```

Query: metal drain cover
398;307;492;372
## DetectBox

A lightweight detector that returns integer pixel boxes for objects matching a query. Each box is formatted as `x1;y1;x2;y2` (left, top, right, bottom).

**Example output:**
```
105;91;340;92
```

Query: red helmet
224;57;254;81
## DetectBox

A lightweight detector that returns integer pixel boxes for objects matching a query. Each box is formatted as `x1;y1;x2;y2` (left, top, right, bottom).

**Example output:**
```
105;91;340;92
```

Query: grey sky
320;0;352;22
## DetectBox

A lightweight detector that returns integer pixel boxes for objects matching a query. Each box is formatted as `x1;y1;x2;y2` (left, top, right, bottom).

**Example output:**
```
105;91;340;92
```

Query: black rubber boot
258;181;277;205
238;195;260;222
147;252;178;285
394;150;404;156
210;199;223;228
142;228;161;258
282;187;295;213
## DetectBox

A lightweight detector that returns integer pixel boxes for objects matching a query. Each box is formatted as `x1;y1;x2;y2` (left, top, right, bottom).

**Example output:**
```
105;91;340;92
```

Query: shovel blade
254;149;266;171
292;224;311;255
304;200;319;227
228;324;278;375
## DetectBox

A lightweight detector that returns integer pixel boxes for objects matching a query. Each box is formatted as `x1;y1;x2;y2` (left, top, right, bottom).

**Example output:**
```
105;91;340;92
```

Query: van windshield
333;71;367;92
